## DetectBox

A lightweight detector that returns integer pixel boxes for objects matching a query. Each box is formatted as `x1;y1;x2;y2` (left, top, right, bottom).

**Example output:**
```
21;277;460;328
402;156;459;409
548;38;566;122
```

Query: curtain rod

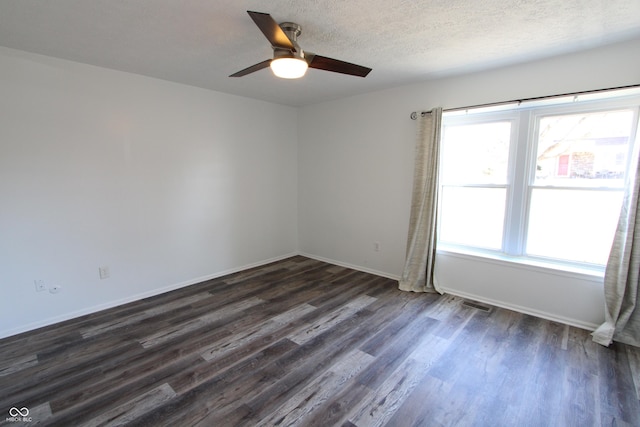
409;84;640;119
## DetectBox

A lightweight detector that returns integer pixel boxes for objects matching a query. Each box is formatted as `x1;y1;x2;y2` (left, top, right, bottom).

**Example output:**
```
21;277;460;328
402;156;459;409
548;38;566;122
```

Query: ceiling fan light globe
270;57;308;79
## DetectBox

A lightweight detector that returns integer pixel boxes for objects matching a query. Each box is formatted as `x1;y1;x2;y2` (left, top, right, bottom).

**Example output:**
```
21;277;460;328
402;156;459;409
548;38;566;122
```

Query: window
438;91;640;269
439;120;513;250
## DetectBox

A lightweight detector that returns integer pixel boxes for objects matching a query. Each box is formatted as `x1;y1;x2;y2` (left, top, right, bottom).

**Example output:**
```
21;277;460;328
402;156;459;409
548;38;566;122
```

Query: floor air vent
462;300;492;312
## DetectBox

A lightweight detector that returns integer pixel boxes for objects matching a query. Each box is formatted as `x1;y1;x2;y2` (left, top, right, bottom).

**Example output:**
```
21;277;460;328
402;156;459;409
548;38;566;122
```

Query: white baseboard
439;286;599;331
297;252;401;281
0;252;298;340
2;250;598;339
297;252;598;331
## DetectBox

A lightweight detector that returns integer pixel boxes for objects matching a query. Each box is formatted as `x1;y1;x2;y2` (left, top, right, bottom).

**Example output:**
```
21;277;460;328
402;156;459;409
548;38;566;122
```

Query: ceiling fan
229;11;372;79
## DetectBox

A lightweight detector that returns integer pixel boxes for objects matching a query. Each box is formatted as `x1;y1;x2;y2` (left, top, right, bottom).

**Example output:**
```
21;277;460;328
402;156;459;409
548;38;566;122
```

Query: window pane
526;189;623;264
441;121;511;184
439;186;506;250
535;110;634;187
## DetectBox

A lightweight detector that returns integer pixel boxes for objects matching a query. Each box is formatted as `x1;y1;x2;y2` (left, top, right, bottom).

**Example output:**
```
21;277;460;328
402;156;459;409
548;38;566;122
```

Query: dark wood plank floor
1;256;639;426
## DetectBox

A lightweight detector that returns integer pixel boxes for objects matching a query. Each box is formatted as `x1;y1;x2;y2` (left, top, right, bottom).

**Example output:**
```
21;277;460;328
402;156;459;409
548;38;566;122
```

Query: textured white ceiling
1;0;639;106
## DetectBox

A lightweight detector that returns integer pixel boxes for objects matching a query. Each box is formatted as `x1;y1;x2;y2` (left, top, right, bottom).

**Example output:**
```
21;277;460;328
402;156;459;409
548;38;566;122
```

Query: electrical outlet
34;279;47;292
374;241;381;252
49;285;62;294
99;266;110;280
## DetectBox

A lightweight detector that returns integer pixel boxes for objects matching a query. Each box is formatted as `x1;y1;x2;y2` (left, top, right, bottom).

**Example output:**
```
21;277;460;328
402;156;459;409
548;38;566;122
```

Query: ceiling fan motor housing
275;22;305;61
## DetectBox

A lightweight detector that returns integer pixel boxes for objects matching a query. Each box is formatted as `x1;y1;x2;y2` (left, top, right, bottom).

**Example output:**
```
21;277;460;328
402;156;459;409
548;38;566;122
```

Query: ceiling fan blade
307;54;372;77
247;11;296;51
229;59;272;77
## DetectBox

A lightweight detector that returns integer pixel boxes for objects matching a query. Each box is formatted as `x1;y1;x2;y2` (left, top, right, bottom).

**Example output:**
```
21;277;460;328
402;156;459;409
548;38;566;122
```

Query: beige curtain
592;128;640;347
399;108;443;293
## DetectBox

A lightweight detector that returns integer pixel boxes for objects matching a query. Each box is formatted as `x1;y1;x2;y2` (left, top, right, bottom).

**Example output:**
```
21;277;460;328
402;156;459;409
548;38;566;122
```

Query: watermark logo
9;408;28;417
6;407;32;423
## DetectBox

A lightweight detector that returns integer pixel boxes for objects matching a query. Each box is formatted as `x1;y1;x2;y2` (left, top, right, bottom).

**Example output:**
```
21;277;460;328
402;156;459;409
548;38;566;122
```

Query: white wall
2;37;638;338
0;47;298;338
298;37;640;329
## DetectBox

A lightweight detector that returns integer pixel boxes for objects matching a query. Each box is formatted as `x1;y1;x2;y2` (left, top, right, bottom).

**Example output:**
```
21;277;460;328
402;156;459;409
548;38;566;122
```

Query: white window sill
436;245;605;282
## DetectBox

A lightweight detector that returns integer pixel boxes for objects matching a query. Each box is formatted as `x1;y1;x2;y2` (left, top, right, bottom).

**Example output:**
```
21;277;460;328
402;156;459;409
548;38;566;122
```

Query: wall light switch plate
35;279;46;292
99;266;110;279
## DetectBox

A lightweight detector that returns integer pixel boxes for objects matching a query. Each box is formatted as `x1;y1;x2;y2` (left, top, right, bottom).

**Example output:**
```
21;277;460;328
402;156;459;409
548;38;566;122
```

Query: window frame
438;111;520;251
437;94;640;273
